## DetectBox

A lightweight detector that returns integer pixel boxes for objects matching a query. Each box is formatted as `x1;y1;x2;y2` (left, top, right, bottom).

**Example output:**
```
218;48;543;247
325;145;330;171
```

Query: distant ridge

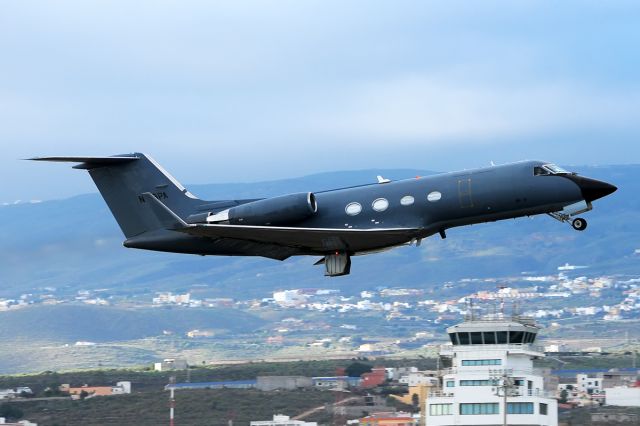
0;165;637;298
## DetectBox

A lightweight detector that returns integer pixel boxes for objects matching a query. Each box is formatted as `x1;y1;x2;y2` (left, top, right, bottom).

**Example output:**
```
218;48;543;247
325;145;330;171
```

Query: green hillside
0;305;264;342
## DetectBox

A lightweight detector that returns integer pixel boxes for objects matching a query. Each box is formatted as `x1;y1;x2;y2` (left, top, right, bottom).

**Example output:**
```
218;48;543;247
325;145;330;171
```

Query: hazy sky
2;1;639;202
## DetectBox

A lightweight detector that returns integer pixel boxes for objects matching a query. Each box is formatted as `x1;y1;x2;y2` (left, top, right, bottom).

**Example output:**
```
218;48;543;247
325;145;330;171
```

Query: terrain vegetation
0;356;638;426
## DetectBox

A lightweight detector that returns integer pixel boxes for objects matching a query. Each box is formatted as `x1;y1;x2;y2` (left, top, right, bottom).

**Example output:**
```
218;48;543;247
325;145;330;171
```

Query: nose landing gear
571;217;587;231
548;212;588;231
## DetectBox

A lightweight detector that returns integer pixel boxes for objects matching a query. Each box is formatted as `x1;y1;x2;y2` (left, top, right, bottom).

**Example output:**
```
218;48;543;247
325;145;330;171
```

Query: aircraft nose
576;177;617;202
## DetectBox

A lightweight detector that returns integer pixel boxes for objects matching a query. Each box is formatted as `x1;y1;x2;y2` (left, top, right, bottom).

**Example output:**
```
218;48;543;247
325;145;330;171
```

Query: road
293;395;360;420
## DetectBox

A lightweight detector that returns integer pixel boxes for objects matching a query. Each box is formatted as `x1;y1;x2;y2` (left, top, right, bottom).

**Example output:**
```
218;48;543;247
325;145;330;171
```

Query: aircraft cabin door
458;178;474;208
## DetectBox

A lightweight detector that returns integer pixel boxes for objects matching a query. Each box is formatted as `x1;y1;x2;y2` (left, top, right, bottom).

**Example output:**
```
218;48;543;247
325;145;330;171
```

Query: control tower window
458;332;470;345
449;333;458;345
484;332;496;344
471;332;483;344
510;331;525;344
496;331;508;344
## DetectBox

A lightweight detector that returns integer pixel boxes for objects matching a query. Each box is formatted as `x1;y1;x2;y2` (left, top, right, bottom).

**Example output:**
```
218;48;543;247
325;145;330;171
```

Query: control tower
425;316;558;426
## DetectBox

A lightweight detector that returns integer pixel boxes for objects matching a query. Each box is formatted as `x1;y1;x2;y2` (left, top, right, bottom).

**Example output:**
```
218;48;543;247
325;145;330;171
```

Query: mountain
0;304;264;342
0;165;638;299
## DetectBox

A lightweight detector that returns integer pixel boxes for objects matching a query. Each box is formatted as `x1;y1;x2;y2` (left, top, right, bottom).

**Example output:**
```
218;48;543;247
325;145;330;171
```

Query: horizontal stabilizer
141;192;189;230
29;156;138;169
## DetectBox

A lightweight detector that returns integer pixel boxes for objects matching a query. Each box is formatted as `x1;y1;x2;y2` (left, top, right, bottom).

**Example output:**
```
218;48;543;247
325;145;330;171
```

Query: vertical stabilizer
31;153;201;238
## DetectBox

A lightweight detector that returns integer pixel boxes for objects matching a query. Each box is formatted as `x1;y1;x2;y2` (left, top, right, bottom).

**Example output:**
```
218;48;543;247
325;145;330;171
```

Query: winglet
141;192;189;230
377;175;391;184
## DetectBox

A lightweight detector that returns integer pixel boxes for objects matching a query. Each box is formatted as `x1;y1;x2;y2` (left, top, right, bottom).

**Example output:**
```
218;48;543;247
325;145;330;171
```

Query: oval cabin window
427;191;442;202
372;198;389;212
345;202;362;216
400;195;415;206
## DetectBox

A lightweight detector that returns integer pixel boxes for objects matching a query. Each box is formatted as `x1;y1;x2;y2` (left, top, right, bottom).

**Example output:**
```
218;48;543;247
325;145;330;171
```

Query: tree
559;389;568;403
345;361;372;377
44;385;63;397
0;403;23;420
411;393;420;410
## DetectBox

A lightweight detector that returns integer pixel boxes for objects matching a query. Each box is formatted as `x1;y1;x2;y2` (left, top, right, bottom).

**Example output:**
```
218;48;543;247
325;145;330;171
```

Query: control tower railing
439;343;545;356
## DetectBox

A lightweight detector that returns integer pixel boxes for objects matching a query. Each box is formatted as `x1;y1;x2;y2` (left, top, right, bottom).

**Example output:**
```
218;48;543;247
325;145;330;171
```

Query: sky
1;1;639;202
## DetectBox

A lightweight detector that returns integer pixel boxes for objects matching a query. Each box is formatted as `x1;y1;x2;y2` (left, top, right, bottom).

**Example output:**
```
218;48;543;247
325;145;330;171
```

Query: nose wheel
572;217;587;231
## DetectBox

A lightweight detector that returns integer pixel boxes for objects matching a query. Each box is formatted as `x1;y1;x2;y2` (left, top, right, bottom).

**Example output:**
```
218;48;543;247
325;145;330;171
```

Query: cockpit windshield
544;164;569;174
534;163;570;176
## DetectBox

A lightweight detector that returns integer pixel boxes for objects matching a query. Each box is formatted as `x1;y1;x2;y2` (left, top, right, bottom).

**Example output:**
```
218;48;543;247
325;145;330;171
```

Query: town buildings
60;381;131;399
361;367;387;388
358;412;416;426
605;386;640;407
250;414;316;426
154;358;188;372
425;316;558;425
0;387;32;400
0;419;37;426
256;376;313;391
557;370;639;406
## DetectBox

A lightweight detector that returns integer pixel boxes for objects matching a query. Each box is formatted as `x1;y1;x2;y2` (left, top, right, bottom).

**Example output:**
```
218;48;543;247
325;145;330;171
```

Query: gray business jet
32;154;616;276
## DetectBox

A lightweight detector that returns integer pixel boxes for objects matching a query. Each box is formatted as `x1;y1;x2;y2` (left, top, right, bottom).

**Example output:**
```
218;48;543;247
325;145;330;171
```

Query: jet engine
206;192;318;226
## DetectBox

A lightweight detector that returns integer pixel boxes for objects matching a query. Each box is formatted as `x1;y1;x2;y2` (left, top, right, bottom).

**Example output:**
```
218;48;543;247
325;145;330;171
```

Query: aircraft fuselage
33;155;617;276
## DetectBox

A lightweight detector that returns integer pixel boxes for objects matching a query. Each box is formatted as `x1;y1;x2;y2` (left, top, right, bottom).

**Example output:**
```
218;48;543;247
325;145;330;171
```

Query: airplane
31;154;617;277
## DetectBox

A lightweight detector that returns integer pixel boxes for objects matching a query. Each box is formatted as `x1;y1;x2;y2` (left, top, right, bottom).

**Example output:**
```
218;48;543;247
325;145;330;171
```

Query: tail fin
31;153;201;238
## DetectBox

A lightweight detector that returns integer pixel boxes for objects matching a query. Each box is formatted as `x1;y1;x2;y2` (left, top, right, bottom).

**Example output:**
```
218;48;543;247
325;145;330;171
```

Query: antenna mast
169;376;176;426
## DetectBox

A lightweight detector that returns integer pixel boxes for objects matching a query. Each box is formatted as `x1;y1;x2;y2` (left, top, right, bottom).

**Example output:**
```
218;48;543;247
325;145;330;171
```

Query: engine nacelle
208;192;318;226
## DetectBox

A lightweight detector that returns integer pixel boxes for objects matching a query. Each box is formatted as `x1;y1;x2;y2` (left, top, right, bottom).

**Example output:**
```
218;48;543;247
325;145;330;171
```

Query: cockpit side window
534;166;550;176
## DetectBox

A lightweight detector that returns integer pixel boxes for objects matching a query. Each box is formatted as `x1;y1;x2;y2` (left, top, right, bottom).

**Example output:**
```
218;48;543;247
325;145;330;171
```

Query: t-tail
31;153;201;238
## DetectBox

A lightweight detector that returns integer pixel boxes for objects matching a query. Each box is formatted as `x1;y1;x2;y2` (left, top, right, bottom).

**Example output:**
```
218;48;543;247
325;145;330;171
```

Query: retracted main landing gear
315;252;352;277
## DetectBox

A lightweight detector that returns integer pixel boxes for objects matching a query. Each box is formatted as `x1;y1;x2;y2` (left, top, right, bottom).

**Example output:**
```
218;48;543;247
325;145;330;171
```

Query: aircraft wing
178;223;421;253
140;191;421;254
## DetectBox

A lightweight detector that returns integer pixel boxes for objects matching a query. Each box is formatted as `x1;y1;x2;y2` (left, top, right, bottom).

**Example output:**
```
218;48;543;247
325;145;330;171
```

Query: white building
0;418;37;426
152;292;190;305
399;372;438;387
0;390;15;400
250;414;316;426
576;373;603;394
154;358;188;372
425;317;557;426
386;366;418;380
273;290;307;306
605;387;640;407
0;387;33;400
112;381;131;394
